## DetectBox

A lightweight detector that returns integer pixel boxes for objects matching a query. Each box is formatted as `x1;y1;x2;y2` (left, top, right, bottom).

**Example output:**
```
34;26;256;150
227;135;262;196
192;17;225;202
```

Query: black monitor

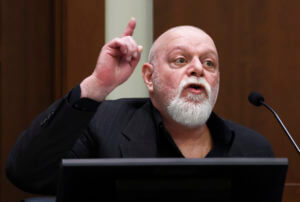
56;158;288;202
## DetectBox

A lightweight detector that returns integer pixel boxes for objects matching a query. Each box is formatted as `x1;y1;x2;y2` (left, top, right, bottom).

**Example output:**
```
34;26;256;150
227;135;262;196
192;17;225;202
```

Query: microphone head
248;91;264;106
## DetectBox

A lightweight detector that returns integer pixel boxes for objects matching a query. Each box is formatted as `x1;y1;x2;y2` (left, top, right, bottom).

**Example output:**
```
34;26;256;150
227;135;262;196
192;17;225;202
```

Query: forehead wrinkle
167;45;218;57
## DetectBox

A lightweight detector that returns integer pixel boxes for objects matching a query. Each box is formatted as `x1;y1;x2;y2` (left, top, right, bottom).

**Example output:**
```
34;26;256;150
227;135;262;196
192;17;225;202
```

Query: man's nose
187;57;204;77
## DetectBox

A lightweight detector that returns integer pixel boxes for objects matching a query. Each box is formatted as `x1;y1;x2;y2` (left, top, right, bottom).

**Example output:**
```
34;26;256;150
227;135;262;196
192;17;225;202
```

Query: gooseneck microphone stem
261;101;300;154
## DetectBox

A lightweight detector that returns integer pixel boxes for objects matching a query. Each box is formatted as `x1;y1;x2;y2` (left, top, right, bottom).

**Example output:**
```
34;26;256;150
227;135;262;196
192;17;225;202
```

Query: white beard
167;93;212;128
166;77;218;128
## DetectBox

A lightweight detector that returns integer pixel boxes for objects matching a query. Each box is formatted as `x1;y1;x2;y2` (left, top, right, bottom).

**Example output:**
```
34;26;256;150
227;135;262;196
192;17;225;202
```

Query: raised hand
80;18;143;101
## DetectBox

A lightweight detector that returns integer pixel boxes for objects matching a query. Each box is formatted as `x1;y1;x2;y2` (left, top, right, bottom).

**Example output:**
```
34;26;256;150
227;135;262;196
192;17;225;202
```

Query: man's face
149;27;220;127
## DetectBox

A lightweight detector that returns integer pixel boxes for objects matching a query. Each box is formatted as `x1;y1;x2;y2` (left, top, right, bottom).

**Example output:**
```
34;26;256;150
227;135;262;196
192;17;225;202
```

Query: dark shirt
69;85;233;158
151;105;233;158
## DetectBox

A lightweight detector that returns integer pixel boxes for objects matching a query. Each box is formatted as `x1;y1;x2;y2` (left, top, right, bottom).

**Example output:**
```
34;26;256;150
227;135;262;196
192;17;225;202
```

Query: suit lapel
120;101;158;157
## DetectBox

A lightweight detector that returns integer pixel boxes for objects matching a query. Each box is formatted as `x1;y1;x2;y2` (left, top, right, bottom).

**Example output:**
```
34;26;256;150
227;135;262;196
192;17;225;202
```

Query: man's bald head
148;26;217;66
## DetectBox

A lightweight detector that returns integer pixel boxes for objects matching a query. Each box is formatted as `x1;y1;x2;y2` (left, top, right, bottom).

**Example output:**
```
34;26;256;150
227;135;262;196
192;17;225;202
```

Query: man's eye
175;57;186;64
204;60;214;67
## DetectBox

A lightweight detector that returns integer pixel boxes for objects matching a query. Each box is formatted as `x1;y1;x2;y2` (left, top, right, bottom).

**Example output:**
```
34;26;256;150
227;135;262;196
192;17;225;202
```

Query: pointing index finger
121;18;136;37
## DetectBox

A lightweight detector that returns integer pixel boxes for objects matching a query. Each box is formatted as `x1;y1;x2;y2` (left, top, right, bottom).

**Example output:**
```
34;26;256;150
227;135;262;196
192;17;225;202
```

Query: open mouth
188;84;203;89
185;83;205;95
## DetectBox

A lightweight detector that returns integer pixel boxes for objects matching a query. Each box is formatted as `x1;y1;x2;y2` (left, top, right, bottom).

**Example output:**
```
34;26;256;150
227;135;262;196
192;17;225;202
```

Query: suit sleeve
6;87;98;195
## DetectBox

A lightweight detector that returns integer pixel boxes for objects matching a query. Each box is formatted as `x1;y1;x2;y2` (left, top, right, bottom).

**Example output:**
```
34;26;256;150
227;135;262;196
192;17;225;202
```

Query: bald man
6;19;274;194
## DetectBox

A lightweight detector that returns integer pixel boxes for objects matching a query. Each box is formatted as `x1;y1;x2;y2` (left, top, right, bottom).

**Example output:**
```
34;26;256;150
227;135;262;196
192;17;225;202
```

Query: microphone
248;91;300;154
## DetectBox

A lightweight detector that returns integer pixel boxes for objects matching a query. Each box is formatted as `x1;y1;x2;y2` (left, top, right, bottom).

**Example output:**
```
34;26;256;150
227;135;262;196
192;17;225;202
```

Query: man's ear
142;63;154;92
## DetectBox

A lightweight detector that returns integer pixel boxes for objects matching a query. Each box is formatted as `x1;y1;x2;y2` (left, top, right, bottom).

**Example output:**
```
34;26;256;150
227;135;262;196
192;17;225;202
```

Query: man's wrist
68;85;100;112
80;75;113;102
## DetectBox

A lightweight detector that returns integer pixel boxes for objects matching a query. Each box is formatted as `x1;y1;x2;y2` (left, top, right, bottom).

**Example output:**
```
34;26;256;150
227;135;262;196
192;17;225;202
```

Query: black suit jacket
6;93;274;194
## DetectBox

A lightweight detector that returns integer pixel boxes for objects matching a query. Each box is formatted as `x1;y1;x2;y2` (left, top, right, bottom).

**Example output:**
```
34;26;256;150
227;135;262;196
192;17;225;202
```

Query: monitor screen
56;158;288;202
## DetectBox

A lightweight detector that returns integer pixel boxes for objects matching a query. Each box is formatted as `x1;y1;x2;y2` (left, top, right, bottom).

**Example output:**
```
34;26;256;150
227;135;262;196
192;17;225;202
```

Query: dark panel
54;0;105;98
62;0;105;93
1;0;54;201
282;184;300;202
54;0;64;99
1;0;105;201
154;0;300;201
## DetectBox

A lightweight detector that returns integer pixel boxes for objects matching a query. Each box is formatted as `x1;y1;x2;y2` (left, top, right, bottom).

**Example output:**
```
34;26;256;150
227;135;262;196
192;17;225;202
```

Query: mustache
177;77;211;98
